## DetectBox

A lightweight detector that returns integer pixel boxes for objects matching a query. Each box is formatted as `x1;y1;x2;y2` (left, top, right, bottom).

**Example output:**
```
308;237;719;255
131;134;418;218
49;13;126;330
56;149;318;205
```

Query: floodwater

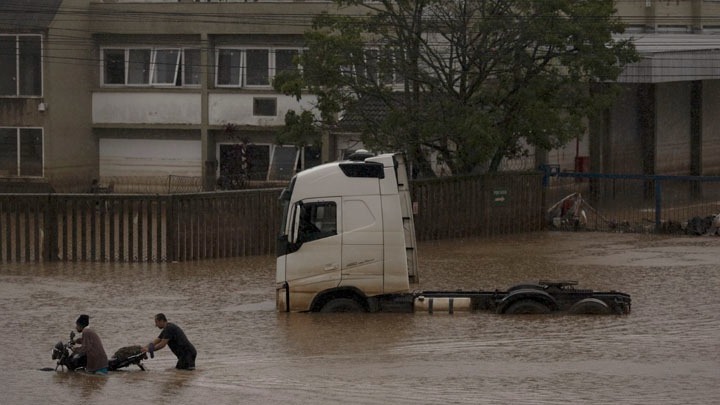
1;232;719;405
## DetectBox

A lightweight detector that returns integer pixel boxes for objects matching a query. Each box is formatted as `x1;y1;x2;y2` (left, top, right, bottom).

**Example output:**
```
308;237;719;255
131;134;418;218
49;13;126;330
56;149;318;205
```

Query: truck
275;152;631;315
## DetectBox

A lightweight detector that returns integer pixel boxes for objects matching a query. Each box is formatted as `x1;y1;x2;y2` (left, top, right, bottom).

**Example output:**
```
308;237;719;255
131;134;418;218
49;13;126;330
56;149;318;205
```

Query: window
298;201;337;242
0;128;43;177
152;49;179;85
0;35;42;96
216;47;301;88
246;49;269;86
268;145;298;181
364;49;379;84
218;143;271;186
217;143;319;189
104;49;126;84
346;47;404;87
183;49;201;85
275;49;299;75
128;49;150;84
253;97;277;116
102;47;201;86
217;49;241;86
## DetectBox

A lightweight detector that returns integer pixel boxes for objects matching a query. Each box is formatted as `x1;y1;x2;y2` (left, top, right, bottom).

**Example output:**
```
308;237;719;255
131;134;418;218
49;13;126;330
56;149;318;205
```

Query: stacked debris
685;214;720;236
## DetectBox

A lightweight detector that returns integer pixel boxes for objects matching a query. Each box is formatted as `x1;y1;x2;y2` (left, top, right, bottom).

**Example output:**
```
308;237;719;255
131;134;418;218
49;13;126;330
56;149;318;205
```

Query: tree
274;0;639;176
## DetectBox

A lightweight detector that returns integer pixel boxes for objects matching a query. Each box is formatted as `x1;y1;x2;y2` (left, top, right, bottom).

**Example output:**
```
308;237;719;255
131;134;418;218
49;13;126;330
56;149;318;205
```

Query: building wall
655;82;692;175
702;80;720;175
93;92;202;124
84;2;353;190
6;0;720;192
100;138;201;177
45;0;96;184
0;0;96;191
208;93;318;126
616;0;720;32
609;84;644;174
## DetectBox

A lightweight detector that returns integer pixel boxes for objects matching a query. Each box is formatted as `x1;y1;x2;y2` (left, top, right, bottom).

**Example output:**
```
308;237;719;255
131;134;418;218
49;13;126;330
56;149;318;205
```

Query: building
2;0;720;193
566;0;720;177
1;0;351;192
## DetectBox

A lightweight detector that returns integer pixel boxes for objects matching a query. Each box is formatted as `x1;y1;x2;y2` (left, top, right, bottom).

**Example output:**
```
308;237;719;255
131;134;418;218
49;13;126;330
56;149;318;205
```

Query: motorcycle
51;331;150;372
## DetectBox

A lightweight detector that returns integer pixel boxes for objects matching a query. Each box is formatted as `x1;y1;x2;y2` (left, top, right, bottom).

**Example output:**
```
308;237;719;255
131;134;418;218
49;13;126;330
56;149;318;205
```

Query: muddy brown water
1;232;719;404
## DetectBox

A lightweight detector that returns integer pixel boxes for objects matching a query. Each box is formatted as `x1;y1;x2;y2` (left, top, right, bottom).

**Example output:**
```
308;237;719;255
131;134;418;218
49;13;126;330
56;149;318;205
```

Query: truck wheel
320;298;365;313
504;299;550;314
568;298;610;315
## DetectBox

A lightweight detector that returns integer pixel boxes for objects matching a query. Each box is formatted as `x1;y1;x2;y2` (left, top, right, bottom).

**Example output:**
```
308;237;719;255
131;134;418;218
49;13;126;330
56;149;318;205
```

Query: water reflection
52;372;108;401
2;232;720;404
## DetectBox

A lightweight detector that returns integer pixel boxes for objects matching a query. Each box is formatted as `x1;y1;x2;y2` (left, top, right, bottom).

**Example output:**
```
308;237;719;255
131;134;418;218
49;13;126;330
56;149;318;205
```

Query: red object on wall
574;156;589;173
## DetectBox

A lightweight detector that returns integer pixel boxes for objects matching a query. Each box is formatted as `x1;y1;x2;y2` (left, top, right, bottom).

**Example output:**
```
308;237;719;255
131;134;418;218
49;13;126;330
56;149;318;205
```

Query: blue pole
655;179;662;231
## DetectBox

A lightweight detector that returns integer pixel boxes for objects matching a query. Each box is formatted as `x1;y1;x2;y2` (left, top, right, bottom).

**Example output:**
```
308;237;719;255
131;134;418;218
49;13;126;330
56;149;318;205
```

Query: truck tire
320;298;365;313
568;298;611;315
504;299;551;314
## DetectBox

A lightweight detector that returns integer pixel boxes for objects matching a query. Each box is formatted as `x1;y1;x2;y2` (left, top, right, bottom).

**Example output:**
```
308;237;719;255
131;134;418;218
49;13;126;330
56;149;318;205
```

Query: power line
2;3;720;80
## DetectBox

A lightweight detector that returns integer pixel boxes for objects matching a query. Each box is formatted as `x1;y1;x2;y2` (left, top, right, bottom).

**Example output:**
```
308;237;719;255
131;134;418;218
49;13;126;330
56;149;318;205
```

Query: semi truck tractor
275;152;631;315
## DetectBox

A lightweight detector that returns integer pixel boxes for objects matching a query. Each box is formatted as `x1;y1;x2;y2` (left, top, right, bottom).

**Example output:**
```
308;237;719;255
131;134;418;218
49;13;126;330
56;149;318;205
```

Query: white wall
209;93;318;126
99;138;201;177
93;92;318;127
93;92;201;124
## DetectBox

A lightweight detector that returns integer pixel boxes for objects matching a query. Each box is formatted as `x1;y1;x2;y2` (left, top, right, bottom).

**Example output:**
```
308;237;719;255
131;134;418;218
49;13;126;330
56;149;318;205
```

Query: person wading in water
74;314;109;375
141;313;197;370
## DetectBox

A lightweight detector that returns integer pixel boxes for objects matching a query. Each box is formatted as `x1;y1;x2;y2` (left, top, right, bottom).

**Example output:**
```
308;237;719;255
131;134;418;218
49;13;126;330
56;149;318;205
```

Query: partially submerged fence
0;173;545;263
4;170;718;263
544;170;720;233
0;190;282;263
411;173;545;240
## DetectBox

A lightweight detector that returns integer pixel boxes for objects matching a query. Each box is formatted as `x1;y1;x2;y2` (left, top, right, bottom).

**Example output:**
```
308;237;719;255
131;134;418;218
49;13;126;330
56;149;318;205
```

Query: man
74;314;109;375
142;313;196;370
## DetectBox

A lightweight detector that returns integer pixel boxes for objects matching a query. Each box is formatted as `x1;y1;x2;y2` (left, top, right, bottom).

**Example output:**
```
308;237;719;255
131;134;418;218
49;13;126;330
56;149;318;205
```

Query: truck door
283;198;342;307
341;196;383;295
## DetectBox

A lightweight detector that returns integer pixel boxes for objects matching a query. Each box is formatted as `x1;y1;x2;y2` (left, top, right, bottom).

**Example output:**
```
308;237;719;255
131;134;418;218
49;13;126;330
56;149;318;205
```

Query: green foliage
272;0;639;175
275;110;322;147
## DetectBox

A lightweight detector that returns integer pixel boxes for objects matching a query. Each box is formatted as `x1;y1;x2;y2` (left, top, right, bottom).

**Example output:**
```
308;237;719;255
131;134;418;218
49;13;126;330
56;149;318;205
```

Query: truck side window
298;201;337;242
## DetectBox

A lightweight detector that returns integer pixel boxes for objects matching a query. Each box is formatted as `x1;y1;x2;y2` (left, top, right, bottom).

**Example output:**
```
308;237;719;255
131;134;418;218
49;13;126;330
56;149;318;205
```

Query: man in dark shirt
141;313;197;370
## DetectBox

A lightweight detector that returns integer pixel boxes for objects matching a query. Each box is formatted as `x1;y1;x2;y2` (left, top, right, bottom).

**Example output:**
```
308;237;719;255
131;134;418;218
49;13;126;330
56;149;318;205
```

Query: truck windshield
278;177;295;236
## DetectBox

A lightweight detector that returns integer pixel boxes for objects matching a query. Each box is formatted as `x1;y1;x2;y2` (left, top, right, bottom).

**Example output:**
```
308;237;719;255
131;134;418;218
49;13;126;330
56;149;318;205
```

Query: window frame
253;97;277;117
101;46;201;87
296;200;338;243
0;34;43;97
151;48;181;86
344;46;404;88
215;47;303;89
0;127;44;177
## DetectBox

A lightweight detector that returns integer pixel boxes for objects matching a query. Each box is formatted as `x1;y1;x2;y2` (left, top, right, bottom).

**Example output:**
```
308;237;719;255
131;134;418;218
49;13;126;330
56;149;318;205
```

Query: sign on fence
493;188;508;206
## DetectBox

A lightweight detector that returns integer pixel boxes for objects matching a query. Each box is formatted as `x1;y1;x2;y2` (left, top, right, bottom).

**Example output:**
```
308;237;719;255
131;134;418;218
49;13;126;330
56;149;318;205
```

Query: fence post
655;178;662;231
165;195;176;262
44;194;58;261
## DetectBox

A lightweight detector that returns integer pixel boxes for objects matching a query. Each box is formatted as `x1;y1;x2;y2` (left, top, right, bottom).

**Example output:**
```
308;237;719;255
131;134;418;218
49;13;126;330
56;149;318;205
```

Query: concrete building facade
2;0;720;192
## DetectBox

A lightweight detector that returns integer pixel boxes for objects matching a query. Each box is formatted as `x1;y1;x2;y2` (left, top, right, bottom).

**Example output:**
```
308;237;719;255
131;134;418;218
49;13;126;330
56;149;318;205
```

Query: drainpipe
200;32;215;191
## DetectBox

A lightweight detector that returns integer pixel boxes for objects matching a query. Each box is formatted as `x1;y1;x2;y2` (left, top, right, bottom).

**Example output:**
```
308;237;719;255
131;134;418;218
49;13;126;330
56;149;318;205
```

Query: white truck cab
276;152;418;312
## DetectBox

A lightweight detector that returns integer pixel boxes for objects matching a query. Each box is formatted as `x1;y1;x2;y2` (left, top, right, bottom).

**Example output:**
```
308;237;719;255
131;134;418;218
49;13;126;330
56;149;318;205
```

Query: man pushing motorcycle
73;314;109;374
141;313;196;370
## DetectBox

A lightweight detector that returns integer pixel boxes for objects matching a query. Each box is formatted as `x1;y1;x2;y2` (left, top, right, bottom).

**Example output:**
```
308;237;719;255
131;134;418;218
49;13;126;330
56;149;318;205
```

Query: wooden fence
411;173;545;240
0;173;545;263
0;190;282;263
